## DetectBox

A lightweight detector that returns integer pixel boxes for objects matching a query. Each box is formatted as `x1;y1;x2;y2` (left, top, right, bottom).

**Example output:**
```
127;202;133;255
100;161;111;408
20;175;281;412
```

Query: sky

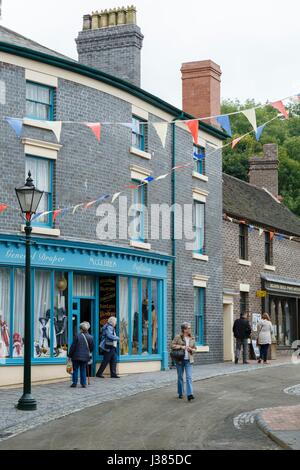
1;0;300;109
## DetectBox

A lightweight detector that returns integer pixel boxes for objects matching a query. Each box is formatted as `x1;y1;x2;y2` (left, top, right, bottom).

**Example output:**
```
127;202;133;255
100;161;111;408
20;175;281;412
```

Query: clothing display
54;308;68;348
120;318;128;355
12;332;23;358
0;315;10;357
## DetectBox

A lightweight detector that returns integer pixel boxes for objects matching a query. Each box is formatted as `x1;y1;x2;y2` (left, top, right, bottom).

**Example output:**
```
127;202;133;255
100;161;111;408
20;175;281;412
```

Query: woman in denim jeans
171;322;197;401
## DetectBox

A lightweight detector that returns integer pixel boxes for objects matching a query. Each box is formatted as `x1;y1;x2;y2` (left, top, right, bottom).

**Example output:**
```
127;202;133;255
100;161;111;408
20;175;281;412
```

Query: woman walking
257;313;274;364
68;322;94;388
96;316;120;378
171;322;197;401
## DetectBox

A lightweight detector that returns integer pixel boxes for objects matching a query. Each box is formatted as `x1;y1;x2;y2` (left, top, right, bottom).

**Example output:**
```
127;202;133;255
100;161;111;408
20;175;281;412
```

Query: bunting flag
152;122;168;148
155;173;169;181
144;176;154;183
0;204;8;214
185;120;199;145
216;115;232;137
193;151;205;160
53;209;62;222
5;117;23;138
290;236;294;241
276;233;285;241
72;203;83;214
255;124;267;141
84;200;97;209
96;194;110;202
270;101;289;119
231;136;243;149
227;216;233;222
85;123;101;142
47;121;62;142
31;211;44;222
242;108;257;132
259;228;264;236
112;192;122;204
270;231;275;241
249;225;254;232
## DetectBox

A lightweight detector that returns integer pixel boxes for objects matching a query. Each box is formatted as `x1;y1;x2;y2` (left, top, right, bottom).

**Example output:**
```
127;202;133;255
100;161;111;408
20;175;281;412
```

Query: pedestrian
233;312;252;364
257;313;274;364
171;322;197;401
96;316;120;378
68;321;94;388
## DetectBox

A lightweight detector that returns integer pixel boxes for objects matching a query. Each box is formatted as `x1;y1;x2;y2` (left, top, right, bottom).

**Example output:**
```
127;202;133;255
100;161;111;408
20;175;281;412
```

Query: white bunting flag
259;228;264;237
242;109;257;132
112;192;122;204
153;122;168;148
289;236;294;241
48;121;62;142
155;173;169;181
227;216;233;222
72;203;83;215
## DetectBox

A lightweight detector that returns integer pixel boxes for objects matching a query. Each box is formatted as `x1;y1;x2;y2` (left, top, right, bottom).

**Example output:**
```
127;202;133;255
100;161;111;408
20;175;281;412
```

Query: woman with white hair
68;321;94;388
171;322;197;401
96;316;120;378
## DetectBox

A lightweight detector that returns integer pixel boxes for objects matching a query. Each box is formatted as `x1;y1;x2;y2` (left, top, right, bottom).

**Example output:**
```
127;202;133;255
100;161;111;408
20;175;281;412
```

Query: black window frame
239;224;248;260
265;231;273;265
240;292;248;317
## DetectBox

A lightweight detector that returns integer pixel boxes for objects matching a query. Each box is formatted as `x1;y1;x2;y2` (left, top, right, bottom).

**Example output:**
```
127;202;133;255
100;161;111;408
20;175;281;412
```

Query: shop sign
266;282;300;296
256;290;267;298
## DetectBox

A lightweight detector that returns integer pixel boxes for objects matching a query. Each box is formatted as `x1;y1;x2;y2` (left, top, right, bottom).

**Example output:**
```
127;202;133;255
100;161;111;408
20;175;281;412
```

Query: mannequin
38;310;57;355
13;333;23;358
0;311;9;358
54;307;68;348
151;301;158;353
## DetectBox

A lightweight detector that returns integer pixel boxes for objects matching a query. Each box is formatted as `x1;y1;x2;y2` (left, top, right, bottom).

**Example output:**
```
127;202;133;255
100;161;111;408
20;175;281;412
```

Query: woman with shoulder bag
68;322;94;388
96;316;120;378
257;313;274;364
171;322;197;401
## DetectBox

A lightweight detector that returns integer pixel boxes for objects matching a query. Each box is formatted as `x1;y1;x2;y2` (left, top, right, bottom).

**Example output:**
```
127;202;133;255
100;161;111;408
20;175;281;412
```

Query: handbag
66;358;73;375
170;348;185;362
82;333;92;365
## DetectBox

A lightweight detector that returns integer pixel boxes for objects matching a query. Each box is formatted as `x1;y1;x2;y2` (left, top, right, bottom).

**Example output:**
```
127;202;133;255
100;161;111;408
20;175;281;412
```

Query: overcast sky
2;0;300;109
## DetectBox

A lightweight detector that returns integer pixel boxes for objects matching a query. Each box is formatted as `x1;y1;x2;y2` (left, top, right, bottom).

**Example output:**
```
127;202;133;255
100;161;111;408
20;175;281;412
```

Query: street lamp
15;171;44;411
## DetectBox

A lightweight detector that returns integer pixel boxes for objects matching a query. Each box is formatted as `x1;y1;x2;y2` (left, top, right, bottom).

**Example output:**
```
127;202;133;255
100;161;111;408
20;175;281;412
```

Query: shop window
151;281;158;354
239;224;248;260
240;292;248;317
131;278;139;355
54;272;68;357
142;279;149;354
193;145;205;175
194;287;205;345
99;277;117;354
25;155;53;227
26;82;55;121
13;269;25;358
265;232;273;265
0;268;11;358
34;271;51;358
73;274;95;297
130;182;146;242
193;201;205;254
131;116;145;151
119;277;129;356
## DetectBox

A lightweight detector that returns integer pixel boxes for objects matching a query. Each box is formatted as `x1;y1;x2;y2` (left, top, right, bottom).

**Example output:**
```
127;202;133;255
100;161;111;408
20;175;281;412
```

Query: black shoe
243;361;250;364
235;358;238;364
178;395;183;399
188;395;194;401
81;384;86;388
111;375;120;378
70;383;77;388
257;359;262;364
96;374;105;378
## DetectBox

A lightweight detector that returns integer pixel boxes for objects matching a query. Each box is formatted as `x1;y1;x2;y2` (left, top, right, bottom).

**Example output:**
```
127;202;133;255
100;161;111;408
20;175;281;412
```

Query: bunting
231;136;243;149
242;109;257;132
5;117;23;138
185;120;199;145
216;115;232;137
152;122;168;148
155;173;169;181
270;231;275;241
85;123;101;142
270;101;289;119
255;124;267;141
0;204;8;214
53;209;62;222
259;228;264;237
112;192;122;204
72;204;83;214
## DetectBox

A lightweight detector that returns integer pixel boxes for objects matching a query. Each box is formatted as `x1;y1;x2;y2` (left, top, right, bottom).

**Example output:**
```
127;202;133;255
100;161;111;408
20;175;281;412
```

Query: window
193;145;205;175
26;82;54;120
34;271;51;358
25;156;53;226
265;232;273;265
131;116;145;151
130;182;146;242
193;202;205;254
239;224;248;260
194;287;205;345
240;292;248;317
0;268;11;358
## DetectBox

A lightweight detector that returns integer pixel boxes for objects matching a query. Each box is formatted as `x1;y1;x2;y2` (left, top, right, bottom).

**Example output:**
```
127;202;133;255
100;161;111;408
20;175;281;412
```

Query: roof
223;173;300;237
0;26;227;141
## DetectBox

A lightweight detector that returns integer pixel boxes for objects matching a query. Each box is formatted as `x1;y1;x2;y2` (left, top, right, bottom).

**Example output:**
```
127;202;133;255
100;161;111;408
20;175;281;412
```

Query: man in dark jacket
68;322;94;388
233;313;252;364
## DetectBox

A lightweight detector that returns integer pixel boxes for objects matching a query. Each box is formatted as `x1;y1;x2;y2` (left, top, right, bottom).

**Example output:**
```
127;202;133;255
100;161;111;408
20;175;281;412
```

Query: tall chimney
249;144;279;197
76;6;144;87
181;60;221;124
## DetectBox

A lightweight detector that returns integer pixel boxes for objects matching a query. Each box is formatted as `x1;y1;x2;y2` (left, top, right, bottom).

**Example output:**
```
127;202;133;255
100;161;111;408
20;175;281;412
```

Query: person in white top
257;312;274;364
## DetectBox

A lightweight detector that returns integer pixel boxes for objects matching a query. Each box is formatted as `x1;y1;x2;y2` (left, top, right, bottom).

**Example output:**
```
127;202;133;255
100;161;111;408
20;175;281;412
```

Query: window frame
239;224;248;260
193;144;205;175
265;232;273;265
25;81;55;121
240;292;248;317
193;201;205;255
194;287;205;345
131;115;145;151
131;180;145;242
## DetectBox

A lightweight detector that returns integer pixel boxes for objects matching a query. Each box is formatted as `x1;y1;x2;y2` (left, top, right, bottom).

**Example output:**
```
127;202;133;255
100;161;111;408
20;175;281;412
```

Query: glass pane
26;83;50;104
119;277;129;356
131;279;138;354
54;272;68;357
73;275;95;297
151;281;158;354
13;269;25;358
37;86;50;104
26;83;39;101
26;157;50;192
142;280;149;354
131;186;143;240
194;288;199;343
99;277;116;353
34;271;51;358
0;268;10;358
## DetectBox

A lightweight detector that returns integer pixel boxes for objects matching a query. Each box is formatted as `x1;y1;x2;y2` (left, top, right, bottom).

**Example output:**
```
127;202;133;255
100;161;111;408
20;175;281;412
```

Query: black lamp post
15;171;44;411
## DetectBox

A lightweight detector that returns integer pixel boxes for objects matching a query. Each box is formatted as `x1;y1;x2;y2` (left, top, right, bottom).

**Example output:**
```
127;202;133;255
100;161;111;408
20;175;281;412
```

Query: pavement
256;405;300;450
0;356;297;448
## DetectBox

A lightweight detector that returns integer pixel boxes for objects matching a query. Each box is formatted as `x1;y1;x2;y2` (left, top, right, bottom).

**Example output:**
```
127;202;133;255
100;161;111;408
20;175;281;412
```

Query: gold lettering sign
256;290;267;298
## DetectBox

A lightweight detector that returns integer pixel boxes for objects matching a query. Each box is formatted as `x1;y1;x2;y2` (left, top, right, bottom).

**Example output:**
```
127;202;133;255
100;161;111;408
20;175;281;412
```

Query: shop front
262;274;300;349
0;235;171;387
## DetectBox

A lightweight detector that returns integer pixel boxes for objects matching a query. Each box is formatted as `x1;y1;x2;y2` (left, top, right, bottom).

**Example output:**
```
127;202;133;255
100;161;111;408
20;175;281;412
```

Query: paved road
0;364;298;450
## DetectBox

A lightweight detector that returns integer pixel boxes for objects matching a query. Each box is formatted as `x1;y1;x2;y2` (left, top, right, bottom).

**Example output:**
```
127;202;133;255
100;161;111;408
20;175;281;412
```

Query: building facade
223;144;300;361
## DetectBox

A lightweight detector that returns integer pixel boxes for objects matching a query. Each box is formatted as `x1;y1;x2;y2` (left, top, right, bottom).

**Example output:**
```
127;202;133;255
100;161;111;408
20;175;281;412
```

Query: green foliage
221;99;300;216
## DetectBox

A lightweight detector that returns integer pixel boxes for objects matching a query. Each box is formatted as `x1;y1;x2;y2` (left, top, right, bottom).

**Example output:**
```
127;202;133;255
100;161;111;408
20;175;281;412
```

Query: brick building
223;144;300;361
0;7;227;386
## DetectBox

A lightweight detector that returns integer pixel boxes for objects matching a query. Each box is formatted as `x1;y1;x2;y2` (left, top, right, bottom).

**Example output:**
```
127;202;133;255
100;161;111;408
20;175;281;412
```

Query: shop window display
54;272;68;357
0;268;10;358
151;281;158;354
131;279;139;355
13;269;25;358
99;277;117;354
142;280;149;354
34;271;51;358
119;277;128;355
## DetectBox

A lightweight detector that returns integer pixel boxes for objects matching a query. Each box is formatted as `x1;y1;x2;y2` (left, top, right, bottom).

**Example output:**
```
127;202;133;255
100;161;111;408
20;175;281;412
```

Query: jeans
260;344;269;362
72;360;87;386
96;347;117;377
235;338;248;362
176;360;193;397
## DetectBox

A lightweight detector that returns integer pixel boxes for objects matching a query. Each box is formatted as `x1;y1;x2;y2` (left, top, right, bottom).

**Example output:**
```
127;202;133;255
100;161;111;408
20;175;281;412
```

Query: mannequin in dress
0;311;10;358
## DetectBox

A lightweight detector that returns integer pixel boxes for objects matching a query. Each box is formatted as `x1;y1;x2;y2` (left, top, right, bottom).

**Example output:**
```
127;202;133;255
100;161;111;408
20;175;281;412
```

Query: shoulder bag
82;333;92;365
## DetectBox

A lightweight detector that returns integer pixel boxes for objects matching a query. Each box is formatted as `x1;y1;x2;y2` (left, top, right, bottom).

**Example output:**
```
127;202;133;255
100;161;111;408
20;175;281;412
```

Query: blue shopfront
0;235;171;386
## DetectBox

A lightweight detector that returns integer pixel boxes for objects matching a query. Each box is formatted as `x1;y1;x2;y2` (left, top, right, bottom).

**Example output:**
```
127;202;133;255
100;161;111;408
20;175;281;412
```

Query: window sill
264;264;276;271
130;147;152;160
130;240;151;250
192;253;209;262
21;225;60;237
196;345;210;353
192;172;208;182
238;259;252;267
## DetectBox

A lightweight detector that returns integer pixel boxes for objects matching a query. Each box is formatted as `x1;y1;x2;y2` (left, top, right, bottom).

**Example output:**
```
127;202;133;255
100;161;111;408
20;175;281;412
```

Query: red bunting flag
84;200;97;209
53;209;62;222
185;120;199;145
231;137;243;149
270;231;275;241
0;204;8;214
270;101;289;119
85;123;101;142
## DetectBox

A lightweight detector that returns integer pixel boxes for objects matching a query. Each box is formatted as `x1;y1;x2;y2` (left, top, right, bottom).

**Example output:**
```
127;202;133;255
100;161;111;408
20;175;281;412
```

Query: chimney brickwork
76;6;143;87
249;144;279;196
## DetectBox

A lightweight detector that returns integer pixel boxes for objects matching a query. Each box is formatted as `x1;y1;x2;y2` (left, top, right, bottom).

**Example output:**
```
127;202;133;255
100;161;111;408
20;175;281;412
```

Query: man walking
233;313;252;364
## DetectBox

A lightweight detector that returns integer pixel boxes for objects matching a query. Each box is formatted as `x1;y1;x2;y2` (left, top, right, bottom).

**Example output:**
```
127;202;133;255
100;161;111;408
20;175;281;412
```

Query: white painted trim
193;279;207;288
192;188;209;203
240;283;250;292
23;117;53;131
129;147;152;160
223;295;234;305
132;105;149;121
21;225;60;237
25;69;58;87
264;264;276;271
192;253;209;262
192;172;208;182
130;240;151;250
130;164;152;181
238;259;252;267
22;138;62;160
196;345;210;353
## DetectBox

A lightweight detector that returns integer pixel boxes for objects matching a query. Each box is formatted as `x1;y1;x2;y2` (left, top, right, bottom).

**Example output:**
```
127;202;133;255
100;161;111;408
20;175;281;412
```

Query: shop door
223;302;234;362
72;298;95;376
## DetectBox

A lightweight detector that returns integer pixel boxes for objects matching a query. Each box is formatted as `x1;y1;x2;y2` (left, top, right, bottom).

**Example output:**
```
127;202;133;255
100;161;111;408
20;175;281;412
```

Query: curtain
119;277;128;355
195;202;204;253
0;268;10;358
25;157;50;222
73;275;95;297
142;280;148;353
34;271;51;357
13;269;25;357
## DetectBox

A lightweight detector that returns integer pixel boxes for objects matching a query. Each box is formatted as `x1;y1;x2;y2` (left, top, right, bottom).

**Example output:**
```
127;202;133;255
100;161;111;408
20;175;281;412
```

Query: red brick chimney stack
181;60;222;125
249;144;279;197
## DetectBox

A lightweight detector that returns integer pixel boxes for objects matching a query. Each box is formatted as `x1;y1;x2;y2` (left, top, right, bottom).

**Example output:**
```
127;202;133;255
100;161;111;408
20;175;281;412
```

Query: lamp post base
16;394;37;411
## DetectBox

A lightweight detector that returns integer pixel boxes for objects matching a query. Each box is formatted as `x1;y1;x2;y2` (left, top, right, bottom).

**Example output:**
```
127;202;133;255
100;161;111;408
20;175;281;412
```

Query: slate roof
0;25;76;62
223;173;300;237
